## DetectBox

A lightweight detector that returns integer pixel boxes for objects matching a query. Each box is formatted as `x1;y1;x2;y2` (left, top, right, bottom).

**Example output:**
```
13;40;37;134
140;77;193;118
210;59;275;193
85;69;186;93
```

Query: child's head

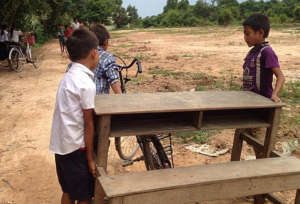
243;13;270;47
66;29;99;70
90;24;110;51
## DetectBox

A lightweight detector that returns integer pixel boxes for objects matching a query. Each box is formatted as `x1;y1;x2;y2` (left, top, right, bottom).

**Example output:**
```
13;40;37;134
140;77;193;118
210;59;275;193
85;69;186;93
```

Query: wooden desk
93;91;284;204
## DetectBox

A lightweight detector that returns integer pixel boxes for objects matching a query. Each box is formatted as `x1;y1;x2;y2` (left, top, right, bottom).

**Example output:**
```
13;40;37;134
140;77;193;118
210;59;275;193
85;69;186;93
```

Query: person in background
0;25;9;42
57;25;65;54
71;18;80;30
9;25;23;43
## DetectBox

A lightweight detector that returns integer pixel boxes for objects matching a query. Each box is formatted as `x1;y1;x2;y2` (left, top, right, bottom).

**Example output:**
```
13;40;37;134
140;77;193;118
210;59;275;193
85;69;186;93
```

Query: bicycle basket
23;35;35;46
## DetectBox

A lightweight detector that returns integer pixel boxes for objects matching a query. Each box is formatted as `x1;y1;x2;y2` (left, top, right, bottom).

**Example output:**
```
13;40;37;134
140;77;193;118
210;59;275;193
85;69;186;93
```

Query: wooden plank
296;189;300;204
193;111;203;128
241;132;281;157
109;197;123;204
94;91;284;115
95;115;111;168
265;193;286;204
231;129;243;161
201;116;270;129
99;157;300;198
94;115;111;204
111;119;197;137
119;174;300;204
263;108;281;157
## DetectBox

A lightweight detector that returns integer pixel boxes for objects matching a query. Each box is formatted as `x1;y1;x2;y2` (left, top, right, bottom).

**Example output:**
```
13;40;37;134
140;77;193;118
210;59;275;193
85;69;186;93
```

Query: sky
122;0;198;18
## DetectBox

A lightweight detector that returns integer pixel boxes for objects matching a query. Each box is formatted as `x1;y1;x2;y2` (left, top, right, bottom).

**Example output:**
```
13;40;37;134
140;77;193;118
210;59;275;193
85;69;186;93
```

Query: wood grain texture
99;157;300;198
95;91;284;115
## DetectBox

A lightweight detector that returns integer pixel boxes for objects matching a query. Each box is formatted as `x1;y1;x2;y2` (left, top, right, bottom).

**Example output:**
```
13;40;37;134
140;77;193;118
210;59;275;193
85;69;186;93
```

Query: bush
218;8;234;25
161;9;181;27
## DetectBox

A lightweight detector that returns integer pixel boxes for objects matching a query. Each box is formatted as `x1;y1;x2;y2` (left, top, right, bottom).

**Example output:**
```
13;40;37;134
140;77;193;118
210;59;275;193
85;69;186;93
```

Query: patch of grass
280;81;300;105
182;54;193;58
195;85;209;91
134;53;150;61
149;68;172;76
130;75;148;84
175;129;220;144
110;32;125;39
117;44;135;48
149;68;185;79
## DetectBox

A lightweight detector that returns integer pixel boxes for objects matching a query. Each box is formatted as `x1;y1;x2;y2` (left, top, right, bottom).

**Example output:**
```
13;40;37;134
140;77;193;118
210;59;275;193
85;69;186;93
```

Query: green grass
134;53;151;61
175;130;220;144
116;44;135;48
280;81;300;105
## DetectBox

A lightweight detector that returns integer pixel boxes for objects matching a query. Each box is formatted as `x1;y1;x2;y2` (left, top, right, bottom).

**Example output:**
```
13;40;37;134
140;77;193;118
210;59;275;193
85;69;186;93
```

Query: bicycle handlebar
116;58;142;73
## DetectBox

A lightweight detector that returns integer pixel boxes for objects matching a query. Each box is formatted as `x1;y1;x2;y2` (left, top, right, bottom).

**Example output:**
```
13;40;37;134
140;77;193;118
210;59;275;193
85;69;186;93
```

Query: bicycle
113;56;174;170
7;32;39;72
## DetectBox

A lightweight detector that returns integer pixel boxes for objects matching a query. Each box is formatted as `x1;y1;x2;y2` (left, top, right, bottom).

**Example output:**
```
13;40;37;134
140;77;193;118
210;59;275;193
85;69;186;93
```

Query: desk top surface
94;91;284;115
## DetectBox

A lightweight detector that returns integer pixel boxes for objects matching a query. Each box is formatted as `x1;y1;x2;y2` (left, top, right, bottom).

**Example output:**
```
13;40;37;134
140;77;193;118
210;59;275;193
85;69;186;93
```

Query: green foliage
127;5;139;26
0;0;140;45
175;130;220;144
113;7;129;28
218;8;234;25
143;0;300;28
162;10;181;27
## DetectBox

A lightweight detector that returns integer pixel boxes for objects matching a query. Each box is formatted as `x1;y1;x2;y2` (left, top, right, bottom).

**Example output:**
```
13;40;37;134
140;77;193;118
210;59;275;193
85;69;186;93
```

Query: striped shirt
94;47;119;94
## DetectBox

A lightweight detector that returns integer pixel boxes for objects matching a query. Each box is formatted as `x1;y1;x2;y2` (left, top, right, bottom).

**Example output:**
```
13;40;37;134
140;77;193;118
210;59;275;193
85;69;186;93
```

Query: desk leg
263;108;281;158
296;189;300;204
94;115;111;204
231;129;243;161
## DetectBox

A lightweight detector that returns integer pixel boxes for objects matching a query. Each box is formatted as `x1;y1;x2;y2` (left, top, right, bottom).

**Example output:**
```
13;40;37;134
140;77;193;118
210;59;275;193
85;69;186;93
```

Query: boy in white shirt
50;29;99;204
9;26;23;43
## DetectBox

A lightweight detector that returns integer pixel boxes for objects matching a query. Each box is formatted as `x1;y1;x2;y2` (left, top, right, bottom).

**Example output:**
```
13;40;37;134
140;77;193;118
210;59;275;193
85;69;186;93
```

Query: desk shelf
110;109;271;137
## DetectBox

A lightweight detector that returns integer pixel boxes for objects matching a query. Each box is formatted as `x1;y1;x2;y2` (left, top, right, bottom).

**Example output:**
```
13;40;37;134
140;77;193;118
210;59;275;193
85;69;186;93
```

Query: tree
161;9;181;27
218;8;233;25
164;0;178;13
193;0;212;19
127;5;139;25
178;0;190;10
113;7;129;28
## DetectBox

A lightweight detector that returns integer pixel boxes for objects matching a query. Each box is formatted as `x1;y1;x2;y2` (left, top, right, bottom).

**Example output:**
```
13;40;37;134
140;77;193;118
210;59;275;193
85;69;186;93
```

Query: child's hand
88;159;96;177
271;94;281;103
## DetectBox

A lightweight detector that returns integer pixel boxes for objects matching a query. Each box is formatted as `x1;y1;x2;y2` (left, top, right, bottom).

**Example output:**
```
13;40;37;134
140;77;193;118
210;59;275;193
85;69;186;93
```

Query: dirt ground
0;26;299;203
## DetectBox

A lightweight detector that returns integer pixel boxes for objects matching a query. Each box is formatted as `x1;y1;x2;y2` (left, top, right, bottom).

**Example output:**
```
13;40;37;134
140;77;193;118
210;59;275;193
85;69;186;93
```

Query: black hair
10;25;15;38
90;24;110;46
243;13;270;38
66;29;99;61
1;25;7;36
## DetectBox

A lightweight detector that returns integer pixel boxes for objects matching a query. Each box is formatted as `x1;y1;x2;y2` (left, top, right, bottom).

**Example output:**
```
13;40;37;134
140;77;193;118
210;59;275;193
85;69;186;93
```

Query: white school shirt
49;62;96;155
0;30;8;42
11;30;23;43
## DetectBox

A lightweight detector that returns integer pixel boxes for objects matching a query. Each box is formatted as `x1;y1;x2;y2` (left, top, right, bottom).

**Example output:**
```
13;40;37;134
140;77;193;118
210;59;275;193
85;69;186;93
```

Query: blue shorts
55;149;94;201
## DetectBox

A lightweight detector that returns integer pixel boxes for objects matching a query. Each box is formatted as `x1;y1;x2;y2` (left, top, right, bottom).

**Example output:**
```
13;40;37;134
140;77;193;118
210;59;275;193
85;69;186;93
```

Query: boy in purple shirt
242;13;285;102
236;14;285;159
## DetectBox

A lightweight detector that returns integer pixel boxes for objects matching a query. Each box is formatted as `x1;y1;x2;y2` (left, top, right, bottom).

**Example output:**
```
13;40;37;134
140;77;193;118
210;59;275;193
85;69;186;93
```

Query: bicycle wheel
9;48;24;72
115;136;139;160
139;135;171;170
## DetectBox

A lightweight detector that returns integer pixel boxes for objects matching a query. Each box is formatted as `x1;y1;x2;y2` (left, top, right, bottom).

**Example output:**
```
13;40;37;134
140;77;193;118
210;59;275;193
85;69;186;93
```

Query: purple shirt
243;42;280;98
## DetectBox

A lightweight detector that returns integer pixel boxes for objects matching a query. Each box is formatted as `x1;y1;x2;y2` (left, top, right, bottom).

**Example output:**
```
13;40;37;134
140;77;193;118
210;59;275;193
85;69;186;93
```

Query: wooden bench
98;157;300;204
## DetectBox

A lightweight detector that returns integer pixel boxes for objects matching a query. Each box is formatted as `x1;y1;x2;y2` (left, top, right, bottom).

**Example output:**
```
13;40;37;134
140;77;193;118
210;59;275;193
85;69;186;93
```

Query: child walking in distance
50;29;99;204
242;13;285;102
236;14;285;158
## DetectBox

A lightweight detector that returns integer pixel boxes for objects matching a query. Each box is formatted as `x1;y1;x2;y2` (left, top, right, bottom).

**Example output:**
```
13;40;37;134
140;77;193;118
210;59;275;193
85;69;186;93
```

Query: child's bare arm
83;109;96;177
271;67;285;102
111;81;122;94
